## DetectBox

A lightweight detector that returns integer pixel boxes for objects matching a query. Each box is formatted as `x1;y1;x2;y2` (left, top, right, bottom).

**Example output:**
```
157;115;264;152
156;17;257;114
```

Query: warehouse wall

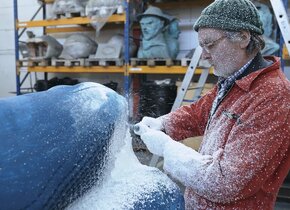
0;1;17;97
0;1;44;98
0;2;201;98
1;1;288;98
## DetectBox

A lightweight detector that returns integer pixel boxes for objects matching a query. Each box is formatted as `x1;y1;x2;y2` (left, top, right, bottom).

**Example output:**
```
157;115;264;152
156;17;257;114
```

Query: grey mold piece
86;0;123;17
94;34;137;59
52;0;85;16
255;2;279;55
95;43;122;59
85;0;123;32
79;0;89;7
164;18;181;59
26;35;63;60
62;34;98;59
19;42;30;59
262;36;279;55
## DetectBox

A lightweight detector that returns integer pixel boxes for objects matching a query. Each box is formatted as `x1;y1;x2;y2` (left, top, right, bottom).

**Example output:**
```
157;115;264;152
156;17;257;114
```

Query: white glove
139;115;166;131
163;142;218;188
134;122;173;156
133;121;149;136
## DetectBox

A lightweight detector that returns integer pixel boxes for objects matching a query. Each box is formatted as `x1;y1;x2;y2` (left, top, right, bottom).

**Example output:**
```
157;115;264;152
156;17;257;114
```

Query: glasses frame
200;35;227;52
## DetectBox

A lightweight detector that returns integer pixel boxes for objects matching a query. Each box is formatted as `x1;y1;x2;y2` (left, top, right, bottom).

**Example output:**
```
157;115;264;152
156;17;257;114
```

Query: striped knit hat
194;0;264;35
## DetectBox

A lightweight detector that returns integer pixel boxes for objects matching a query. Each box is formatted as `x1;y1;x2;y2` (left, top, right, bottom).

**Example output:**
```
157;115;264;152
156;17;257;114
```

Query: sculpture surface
255;2;279;55
25;35;63;60
52;0;85;17
164;16;181;59
94;34;137;59
0;83;184;210
62;34;98;59
137;6;171;59
86;0;123;32
86;0;123;17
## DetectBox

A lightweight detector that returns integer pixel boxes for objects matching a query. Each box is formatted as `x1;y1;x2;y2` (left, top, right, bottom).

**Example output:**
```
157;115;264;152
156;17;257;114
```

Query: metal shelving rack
13;0;20;95
127;0;213;76
13;0;289;95
13;0;130;95
13;0;215;97
274;0;289;72
12;0;216;97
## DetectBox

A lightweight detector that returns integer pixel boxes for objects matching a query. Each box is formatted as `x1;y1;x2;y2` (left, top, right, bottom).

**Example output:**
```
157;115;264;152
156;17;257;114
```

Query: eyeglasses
200;35;227;52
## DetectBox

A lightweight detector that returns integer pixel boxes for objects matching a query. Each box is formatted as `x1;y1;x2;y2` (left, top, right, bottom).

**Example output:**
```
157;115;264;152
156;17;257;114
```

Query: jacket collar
235;54;280;92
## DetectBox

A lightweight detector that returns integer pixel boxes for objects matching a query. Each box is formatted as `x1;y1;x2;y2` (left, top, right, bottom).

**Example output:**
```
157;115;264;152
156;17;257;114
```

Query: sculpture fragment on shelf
137;6;180;59
52;0;86;18
61;34;98;59
86;0;124;34
164;15;181;59
79;0;89;7
93;34;137;59
255;1;279;55
21;32;63;60
0;82;185;210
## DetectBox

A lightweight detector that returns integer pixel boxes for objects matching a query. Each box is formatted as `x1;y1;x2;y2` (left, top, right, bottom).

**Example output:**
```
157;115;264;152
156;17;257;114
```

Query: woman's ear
239;30;251;48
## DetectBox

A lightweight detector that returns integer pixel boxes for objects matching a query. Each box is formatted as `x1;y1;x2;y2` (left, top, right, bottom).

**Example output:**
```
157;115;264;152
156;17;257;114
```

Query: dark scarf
209;52;272;119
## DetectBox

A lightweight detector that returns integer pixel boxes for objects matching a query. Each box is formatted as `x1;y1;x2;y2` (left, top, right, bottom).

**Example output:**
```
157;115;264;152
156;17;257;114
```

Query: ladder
269;0;290;202
169;0;290;114
171;46;206;111
270;0;290;55
149;0;290;167
149;46;209;166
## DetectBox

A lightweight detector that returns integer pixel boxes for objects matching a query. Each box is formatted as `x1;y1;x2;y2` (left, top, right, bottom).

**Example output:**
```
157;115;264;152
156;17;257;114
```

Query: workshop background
0;0;289;209
3;0;288;98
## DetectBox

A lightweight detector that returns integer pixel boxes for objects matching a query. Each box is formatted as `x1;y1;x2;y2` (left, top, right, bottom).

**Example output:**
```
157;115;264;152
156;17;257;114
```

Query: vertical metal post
278;0;287;71
282;0;288;70
13;0;21;95
272;0;289;71
124;0;130;99
43;2;47;82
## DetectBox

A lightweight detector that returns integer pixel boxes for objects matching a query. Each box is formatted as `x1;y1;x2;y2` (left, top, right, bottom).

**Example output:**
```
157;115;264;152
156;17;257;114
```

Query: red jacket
164;56;290;209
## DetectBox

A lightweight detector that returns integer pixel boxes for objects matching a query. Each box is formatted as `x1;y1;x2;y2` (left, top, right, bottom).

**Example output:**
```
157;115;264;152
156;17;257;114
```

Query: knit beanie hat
194;0;264;35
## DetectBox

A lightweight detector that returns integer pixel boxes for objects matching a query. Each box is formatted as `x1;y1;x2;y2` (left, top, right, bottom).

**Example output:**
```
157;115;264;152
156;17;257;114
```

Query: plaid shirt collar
218;58;254;91
209;58;254;118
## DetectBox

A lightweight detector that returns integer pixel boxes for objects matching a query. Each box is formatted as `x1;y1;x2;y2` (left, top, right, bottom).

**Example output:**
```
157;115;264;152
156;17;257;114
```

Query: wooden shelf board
26;65;213;74
46;26;95;33
44;0;54;3
28;66;125;73
128;66;213;74
17;14;125;28
45;23;122;33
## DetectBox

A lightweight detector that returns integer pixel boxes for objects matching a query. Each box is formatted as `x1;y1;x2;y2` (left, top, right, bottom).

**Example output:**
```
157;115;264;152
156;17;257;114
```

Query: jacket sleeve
163;94;290;204
163;87;217;141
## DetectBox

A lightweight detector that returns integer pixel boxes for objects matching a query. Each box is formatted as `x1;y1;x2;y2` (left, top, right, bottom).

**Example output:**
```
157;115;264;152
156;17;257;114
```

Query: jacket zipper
205;84;235;131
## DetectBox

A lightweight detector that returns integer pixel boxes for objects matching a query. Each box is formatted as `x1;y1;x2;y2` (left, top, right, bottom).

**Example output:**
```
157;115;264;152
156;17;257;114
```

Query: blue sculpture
0;83;125;209
255;2;279;55
164;16;181;59
137;6;180;59
0;82;184;210
137;6;170;59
